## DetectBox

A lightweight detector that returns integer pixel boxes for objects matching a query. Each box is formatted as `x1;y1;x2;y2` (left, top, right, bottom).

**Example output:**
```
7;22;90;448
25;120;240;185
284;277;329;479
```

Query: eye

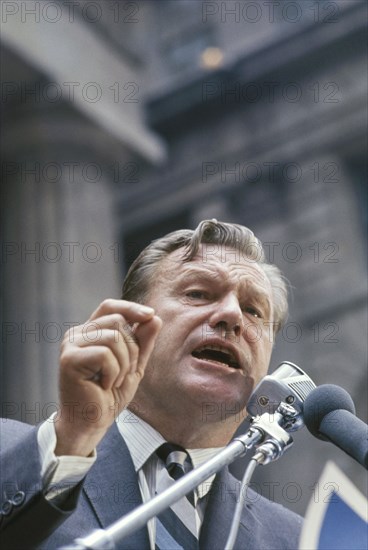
186;290;207;300
243;306;262;319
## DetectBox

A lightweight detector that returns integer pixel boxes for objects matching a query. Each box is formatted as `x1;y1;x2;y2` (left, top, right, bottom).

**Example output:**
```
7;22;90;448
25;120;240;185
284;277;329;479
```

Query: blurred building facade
1;0;367;515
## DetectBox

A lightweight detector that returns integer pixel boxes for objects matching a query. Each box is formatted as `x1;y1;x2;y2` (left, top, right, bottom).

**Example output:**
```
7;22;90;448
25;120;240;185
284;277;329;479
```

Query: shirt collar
116;409;166;471
116;409;225;472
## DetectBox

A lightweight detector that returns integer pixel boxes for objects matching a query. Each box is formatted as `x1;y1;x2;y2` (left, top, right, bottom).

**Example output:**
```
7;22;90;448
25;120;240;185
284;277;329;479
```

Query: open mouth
191;345;241;370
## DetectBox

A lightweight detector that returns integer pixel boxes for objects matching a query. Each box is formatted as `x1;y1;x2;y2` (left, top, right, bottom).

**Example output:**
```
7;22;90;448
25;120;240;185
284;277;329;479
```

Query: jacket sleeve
0;419;82;548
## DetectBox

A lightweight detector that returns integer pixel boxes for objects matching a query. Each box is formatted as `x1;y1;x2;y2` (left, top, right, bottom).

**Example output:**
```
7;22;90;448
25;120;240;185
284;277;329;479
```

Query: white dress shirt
38;410;224;548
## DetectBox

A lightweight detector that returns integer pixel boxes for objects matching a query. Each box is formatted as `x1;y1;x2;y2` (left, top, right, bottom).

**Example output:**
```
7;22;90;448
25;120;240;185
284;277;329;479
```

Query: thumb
134;315;162;376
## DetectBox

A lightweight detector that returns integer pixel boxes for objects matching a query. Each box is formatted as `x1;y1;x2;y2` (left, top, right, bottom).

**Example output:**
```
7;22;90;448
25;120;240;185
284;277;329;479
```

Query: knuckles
58;301;147;381
106;313;128;330
100;298;117;311
59;347;77;369
92;346;115;365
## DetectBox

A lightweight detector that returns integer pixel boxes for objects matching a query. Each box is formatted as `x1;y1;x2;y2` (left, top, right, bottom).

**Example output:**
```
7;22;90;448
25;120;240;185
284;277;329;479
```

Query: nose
208;292;242;337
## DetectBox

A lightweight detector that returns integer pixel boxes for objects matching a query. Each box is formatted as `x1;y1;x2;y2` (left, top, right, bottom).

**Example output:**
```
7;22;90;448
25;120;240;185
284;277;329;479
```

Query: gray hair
122;219;288;331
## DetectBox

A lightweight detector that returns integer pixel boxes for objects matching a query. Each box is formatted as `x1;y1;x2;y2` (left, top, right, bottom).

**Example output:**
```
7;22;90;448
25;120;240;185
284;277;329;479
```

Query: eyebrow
176;265;272;317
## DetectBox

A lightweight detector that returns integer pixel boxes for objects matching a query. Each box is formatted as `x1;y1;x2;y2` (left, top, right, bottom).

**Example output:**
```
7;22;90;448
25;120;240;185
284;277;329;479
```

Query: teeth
195;344;235;361
193;344;238;366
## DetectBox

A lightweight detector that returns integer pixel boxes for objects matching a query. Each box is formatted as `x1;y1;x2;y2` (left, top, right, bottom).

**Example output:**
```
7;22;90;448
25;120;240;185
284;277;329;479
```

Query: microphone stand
61;404;296;550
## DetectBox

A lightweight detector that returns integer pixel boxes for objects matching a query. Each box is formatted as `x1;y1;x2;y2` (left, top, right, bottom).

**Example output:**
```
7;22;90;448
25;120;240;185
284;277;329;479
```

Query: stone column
1;103;124;423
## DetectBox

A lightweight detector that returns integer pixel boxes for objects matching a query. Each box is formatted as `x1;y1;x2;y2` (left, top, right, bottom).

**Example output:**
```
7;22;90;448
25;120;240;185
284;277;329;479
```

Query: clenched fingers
69;313;139;385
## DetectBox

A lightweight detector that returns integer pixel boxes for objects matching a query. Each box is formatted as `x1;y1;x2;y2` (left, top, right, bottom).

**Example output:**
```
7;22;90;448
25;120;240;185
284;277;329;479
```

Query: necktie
155;442;199;550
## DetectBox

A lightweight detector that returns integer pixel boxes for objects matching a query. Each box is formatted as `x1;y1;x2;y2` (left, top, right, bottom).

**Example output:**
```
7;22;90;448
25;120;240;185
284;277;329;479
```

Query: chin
200;397;248;425
189;383;248;414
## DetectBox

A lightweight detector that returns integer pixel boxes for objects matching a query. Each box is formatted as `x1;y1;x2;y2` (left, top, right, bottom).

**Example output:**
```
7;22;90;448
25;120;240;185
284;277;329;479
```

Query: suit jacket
0;419;303;549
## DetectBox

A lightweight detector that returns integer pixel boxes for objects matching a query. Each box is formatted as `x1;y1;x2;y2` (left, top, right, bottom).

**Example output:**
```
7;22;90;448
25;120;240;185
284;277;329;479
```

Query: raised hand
54;299;162;456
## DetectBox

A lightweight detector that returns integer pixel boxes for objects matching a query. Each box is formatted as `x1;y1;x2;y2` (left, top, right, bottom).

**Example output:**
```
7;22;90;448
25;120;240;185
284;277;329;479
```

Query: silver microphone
247;361;317;431
225;365;317;549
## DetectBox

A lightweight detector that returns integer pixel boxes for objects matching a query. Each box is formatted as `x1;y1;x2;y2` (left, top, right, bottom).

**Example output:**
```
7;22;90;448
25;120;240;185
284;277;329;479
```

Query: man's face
135;244;274;422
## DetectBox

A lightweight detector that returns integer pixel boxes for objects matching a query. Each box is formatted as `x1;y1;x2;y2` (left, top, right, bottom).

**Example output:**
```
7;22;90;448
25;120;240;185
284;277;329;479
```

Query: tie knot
156;442;192;480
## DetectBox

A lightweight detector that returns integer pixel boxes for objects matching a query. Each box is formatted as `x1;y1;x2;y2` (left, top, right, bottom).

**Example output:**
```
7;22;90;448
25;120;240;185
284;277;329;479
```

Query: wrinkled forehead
158;243;271;291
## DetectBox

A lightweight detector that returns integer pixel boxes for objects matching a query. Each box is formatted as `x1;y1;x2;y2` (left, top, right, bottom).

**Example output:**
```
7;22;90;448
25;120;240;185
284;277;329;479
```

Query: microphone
243;362;317;464
303;384;368;469
247;361;316;431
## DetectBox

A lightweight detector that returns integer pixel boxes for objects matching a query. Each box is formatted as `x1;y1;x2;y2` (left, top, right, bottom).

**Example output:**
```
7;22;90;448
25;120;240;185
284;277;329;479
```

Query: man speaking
0;219;302;549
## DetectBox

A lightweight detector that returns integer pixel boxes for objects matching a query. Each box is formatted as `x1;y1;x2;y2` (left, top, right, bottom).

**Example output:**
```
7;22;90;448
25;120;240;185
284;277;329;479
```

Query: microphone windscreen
303;384;356;439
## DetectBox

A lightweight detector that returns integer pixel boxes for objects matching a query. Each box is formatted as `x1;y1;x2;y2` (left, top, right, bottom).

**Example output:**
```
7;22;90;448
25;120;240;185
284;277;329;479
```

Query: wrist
54;421;107;457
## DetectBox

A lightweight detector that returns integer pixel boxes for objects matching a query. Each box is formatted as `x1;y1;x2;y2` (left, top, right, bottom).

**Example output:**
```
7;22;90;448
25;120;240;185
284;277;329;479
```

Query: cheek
158;304;199;339
243;321;273;350
243;322;261;342
150;317;186;357
247;328;273;375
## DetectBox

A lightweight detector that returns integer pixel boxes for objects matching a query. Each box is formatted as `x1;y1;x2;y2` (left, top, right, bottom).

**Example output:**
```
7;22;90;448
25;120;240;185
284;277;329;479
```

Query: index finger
88;299;155;324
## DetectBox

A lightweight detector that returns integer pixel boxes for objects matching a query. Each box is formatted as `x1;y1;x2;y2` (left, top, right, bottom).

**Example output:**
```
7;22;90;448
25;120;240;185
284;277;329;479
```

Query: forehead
158;243;272;294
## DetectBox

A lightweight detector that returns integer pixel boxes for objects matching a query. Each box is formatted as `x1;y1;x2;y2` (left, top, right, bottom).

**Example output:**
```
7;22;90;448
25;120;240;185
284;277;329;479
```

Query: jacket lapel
82;427;263;549
83;422;150;549
199;467;263;550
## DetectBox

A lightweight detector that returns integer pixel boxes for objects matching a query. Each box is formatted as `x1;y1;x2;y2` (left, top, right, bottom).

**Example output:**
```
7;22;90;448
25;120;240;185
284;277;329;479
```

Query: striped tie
155;443;199;550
